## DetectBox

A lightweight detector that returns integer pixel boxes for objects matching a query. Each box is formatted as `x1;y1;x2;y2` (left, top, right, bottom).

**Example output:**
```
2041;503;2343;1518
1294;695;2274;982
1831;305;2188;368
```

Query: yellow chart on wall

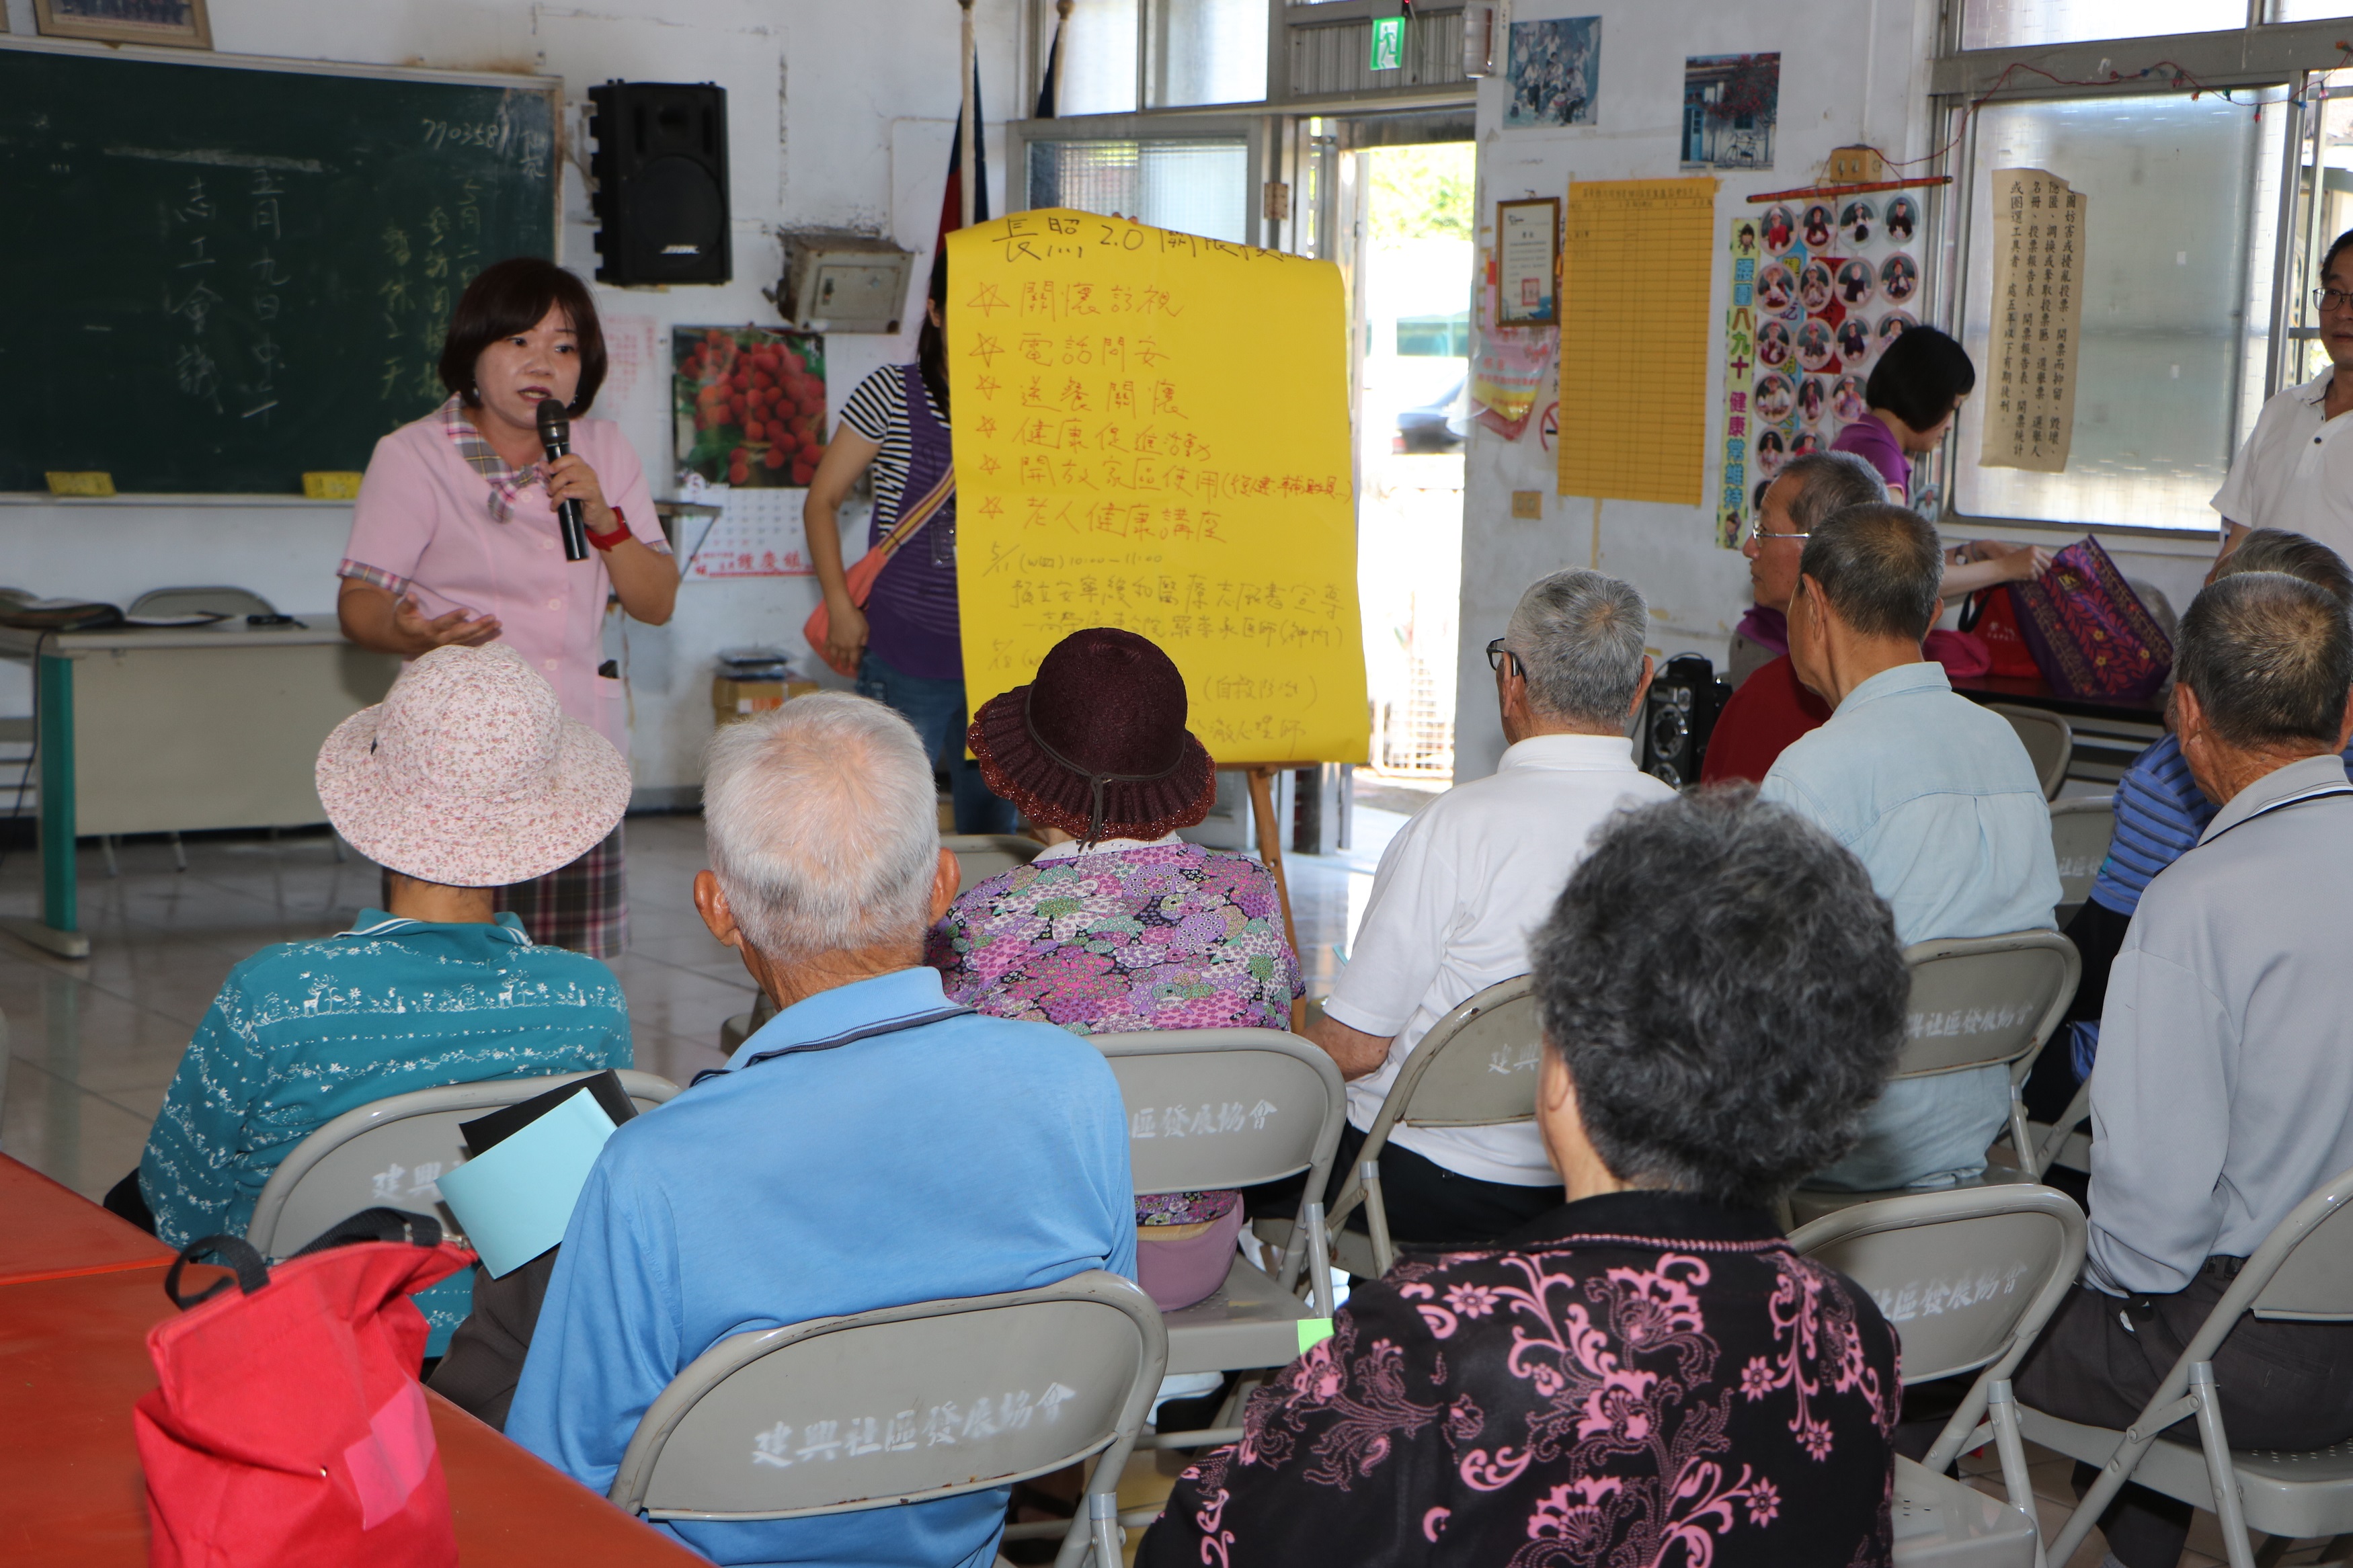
1556;177;1718;504
946;210;1367;765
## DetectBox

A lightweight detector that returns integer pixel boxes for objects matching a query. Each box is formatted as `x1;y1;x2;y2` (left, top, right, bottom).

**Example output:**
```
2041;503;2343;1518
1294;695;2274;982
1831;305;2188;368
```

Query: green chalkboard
0;41;559;494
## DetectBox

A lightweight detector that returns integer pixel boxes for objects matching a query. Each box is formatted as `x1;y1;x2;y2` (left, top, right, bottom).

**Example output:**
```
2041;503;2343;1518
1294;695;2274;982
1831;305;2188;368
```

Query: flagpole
1053;0;1072;117
959;0;977;230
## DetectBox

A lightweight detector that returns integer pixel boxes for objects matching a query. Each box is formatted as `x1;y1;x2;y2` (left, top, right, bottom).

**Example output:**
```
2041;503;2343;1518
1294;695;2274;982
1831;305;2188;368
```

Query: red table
0;1153;174;1284
0;1192;700;1564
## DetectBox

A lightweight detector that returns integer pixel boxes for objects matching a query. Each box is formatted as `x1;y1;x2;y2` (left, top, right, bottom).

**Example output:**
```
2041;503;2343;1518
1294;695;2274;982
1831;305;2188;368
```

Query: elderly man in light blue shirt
1761;503;2060;1189
507;694;1135;1568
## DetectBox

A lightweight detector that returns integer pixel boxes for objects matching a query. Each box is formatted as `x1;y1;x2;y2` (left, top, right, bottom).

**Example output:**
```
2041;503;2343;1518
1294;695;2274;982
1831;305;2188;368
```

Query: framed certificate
1496;198;1560;327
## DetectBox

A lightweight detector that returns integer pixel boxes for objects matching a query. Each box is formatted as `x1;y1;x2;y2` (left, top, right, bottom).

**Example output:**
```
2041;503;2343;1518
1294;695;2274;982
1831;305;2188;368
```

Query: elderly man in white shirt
2014;571;2353;1568
1306;569;1673;1244
2213;227;2353;568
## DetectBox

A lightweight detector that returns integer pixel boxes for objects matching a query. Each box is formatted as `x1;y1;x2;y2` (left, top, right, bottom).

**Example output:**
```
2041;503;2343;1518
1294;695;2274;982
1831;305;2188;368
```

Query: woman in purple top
930;627;1304;1312
1831;324;2050;597
805;251;1016;832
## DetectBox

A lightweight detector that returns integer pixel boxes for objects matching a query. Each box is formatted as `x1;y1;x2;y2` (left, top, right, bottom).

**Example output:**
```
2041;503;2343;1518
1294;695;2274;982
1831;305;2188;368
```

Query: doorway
1343;136;1474;805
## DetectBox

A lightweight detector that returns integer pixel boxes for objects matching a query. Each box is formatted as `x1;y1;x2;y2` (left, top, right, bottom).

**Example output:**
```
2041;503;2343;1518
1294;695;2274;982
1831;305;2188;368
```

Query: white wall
1453;0;2217;782
0;0;1023;801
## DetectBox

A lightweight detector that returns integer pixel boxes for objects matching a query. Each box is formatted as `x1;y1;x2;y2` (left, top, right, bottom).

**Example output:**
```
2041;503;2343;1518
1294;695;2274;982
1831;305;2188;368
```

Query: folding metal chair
1790;932;2079;1227
1794;1183;2086;1559
1084;1030;1346;1450
1991;704;2075;801
2048;795;2115;926
1254;974;1541;1281
2020;1163;2353;1568
245;1069;679;1258
608;1270;1166;1568
941;833;1044;893
1892;1457;2044;1566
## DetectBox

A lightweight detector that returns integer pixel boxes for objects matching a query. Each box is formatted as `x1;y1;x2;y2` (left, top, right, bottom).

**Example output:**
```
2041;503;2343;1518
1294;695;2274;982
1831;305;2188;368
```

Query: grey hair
1777;451;1888;531
1798;502;1944;642
2176;572;2353;751
701;693;942;961
1531;786;1908;1208
2219;528;2353;609
1503;569;1650;728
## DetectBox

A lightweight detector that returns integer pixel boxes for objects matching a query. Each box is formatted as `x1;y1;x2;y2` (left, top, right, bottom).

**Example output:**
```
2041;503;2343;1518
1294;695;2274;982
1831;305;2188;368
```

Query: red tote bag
1958;587;2044;679
134;1210;473;1568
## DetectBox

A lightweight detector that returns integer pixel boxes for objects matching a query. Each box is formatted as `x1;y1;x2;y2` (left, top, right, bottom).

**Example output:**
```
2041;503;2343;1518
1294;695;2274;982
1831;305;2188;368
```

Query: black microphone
536;398;589;561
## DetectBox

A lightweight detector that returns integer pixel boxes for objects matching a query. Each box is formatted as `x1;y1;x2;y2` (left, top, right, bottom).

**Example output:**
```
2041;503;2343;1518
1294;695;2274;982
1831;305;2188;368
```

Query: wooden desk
0;1153;172;1284
0;1264;701;1565
1951;672;2165;788
0;618;397;958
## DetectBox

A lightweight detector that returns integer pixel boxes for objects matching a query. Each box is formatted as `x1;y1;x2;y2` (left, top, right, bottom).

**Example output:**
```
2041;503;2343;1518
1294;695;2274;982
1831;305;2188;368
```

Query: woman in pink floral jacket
1141;787;1911;1565
931;626;1302;1313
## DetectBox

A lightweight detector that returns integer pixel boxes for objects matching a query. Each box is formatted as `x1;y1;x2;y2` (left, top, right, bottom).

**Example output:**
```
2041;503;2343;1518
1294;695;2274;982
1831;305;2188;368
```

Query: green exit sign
1369;15;1405;71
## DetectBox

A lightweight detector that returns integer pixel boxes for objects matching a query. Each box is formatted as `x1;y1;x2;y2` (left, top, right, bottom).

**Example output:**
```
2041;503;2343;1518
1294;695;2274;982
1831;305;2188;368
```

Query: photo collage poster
1716;190;1927;546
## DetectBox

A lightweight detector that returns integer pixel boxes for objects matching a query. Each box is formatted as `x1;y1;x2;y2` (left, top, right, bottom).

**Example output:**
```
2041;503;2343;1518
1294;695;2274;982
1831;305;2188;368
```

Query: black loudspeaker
588;81;731;286
1640;653;1734;789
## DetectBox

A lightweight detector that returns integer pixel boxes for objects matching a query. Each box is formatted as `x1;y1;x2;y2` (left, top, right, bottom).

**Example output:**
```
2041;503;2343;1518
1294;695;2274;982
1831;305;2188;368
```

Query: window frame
1929;9;2350;540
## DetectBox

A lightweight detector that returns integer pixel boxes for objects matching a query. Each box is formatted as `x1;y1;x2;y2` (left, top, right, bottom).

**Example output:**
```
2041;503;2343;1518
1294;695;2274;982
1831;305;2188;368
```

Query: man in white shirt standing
1308;569;1673;1243
2212;228;2353;568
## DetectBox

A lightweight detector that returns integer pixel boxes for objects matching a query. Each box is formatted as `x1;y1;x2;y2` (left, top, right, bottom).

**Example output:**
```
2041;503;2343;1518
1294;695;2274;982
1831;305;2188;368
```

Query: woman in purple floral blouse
930;627;1302;1312
1140;788;1911;1565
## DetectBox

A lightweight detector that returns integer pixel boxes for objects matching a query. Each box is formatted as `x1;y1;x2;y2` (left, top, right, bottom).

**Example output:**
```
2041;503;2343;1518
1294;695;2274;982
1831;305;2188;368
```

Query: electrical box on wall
770;231;916;333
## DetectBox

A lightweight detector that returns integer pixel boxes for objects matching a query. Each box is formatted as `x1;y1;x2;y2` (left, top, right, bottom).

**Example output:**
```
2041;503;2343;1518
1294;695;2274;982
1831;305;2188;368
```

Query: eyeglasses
1486;637;1520;675
1741;515;1813;547
2315;288;2353;314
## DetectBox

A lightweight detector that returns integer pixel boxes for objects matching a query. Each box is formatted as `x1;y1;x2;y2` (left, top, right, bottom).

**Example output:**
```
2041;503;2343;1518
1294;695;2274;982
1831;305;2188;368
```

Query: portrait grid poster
1505;16;1602;129
1716;188;1929;546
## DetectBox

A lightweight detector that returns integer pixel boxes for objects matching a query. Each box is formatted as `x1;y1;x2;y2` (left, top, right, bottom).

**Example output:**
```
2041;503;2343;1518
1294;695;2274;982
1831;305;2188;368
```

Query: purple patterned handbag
2007;535;2174;702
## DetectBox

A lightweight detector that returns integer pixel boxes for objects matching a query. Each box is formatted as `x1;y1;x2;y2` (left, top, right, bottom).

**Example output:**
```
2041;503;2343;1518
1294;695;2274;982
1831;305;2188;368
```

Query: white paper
680;480;815;580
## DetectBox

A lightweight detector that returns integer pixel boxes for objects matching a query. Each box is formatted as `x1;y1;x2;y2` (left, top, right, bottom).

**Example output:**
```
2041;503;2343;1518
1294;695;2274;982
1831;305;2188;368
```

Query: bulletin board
1556;177;1718;504
945;211;1368;766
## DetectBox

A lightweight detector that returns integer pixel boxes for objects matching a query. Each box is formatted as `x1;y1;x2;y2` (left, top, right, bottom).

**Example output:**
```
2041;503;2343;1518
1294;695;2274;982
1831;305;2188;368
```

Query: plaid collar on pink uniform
437;395;541;524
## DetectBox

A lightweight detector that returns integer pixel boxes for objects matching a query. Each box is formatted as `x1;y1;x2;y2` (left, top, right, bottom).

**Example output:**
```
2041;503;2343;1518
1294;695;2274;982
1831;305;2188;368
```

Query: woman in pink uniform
337;258;678;957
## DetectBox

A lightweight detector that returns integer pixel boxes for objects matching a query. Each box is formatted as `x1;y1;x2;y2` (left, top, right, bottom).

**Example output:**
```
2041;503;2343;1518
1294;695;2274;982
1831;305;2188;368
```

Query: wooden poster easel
1228;764;1311;1033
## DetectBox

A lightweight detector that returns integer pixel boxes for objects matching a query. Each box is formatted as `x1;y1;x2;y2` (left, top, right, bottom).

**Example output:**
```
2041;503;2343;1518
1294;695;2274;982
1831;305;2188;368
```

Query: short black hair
1864;324;1975;434
2325;228;2353;288
438;257;608;416
2221;528;2353;609
2176;572;2353;750
916;246;950;418
1799;503;1944;642
1531;787;1907;1207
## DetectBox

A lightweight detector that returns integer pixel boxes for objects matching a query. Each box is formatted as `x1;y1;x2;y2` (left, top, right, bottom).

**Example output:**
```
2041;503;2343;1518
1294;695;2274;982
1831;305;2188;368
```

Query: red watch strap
586;507;631;550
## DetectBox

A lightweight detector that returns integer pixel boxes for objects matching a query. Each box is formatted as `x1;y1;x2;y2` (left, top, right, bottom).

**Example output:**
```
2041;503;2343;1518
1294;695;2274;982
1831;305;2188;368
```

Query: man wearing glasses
1702;453;1886;784
1303;570;1671;1247
2213;229;2353;571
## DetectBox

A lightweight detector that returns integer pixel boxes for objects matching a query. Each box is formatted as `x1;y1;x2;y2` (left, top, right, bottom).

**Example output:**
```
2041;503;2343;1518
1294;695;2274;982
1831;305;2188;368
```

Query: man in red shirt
1703;453;1884;784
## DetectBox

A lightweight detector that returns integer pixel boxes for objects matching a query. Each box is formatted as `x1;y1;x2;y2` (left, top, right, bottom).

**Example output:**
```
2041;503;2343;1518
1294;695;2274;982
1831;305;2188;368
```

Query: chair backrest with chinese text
608;1270;1165;1524
243;1070;678;1258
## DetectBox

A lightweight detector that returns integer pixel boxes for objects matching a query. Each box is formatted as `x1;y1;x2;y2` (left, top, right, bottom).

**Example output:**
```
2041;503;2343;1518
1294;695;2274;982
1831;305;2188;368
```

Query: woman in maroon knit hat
928;626;1303;1312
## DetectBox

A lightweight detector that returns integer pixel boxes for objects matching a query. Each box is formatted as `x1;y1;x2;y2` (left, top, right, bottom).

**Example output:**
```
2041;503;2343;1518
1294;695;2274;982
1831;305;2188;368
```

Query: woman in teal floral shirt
929;627;1302;1311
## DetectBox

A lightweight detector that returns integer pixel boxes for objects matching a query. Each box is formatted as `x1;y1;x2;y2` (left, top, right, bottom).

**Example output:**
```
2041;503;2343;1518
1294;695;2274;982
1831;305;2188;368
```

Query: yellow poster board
1556;177;1718;504
945;210;1367;765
